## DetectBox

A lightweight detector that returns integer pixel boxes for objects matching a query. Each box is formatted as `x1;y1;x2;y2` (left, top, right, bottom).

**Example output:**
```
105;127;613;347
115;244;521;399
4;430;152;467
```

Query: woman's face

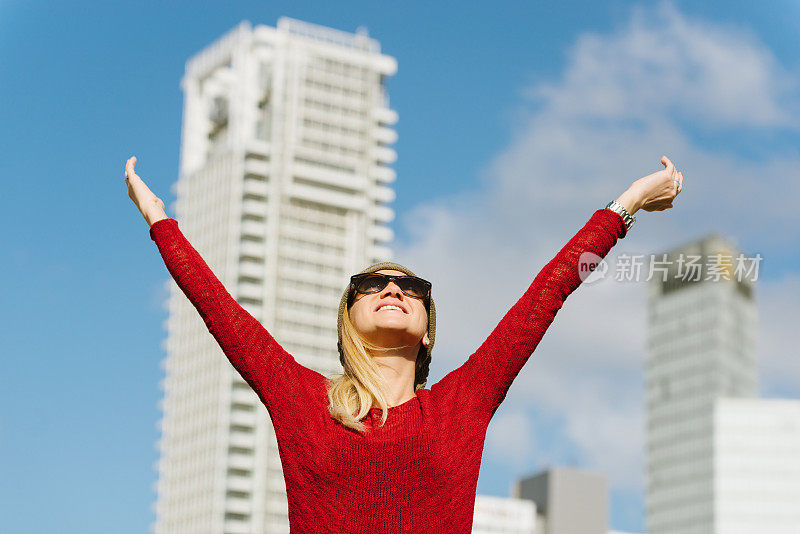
348;269;430;351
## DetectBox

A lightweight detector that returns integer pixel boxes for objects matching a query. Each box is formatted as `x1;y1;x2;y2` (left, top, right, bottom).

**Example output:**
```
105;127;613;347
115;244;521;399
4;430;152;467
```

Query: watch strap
605;200;636;234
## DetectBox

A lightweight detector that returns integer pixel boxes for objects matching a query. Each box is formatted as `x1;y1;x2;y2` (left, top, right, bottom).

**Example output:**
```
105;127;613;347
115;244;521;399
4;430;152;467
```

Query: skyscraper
152;18;398;533
713;397;800;533
645;234;758;534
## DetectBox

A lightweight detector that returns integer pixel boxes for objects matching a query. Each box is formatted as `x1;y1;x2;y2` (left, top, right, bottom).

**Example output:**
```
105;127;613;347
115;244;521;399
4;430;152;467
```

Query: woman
125;155;682;533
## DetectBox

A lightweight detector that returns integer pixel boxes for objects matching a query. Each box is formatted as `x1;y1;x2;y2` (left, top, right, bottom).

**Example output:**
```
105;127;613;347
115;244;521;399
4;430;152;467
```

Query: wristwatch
605;200;636;233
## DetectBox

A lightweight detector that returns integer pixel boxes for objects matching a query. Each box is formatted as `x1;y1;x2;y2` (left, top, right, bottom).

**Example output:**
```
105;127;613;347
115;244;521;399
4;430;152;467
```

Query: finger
679;171;683;191
673;171;681;194
125;156;137;178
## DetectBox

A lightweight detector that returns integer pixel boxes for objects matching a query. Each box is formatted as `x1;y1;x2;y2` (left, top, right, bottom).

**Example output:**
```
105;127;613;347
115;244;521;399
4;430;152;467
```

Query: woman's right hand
125;156;168;227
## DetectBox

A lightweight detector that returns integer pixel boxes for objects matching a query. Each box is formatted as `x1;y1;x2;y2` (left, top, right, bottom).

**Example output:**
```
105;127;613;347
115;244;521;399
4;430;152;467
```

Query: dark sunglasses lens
356;274;388;293
398;278;428;298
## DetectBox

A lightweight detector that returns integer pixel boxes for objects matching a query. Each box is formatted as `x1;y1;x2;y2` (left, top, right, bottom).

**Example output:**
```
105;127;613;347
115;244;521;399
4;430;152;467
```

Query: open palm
125;156;167;226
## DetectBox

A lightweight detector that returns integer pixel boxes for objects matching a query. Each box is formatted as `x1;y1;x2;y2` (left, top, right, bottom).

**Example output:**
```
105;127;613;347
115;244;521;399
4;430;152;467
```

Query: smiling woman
125;153;683;532
329;264;436;431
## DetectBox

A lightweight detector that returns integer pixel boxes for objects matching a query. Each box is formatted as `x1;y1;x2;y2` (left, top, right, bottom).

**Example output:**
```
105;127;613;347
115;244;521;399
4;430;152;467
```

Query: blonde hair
327;305;424;432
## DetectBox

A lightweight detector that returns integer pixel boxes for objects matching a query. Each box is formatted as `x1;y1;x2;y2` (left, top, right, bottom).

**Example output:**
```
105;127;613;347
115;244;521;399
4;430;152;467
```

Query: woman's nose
381;281;404;297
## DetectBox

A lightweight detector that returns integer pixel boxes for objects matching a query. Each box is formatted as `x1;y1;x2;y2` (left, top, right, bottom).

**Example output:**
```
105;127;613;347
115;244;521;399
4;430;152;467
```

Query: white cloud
394;0;800;499
485;410;534;470
526;1;800;129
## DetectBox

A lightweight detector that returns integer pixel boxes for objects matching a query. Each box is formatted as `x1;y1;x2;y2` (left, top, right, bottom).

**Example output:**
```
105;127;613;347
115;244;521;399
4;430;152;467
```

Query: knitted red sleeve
149;218;324;413
433;208;627;421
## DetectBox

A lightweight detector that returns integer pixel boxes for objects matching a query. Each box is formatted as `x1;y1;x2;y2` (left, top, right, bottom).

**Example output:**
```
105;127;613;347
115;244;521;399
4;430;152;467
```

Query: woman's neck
369;351;418;407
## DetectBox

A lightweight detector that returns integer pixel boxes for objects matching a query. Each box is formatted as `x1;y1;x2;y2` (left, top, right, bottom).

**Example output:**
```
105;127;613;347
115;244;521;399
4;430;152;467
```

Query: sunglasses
350;272;432;301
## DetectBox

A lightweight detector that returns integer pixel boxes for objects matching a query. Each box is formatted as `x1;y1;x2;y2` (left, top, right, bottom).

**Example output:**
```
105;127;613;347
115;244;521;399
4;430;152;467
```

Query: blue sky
2;1;799;533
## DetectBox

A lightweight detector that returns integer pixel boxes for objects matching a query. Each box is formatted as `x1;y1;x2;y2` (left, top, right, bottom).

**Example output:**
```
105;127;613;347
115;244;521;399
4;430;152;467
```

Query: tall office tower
512;467;609;534
152;18;398;534
645;234;758;534
713;398;800;533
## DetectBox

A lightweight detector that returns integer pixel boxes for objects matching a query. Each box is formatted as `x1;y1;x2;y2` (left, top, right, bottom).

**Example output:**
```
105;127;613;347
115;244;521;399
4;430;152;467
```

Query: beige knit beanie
337;261;436;390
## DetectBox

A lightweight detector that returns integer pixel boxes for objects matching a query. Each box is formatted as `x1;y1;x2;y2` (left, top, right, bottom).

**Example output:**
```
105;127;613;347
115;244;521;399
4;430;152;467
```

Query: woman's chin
372;314;409;326
368;324;420;344
372;321;409;332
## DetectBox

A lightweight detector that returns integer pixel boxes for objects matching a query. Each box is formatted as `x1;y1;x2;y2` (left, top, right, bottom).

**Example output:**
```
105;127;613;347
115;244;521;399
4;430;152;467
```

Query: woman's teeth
378;305;403;312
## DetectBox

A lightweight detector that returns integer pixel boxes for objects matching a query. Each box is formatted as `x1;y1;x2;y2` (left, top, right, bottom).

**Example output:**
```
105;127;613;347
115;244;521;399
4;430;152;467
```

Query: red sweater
149;208;626;533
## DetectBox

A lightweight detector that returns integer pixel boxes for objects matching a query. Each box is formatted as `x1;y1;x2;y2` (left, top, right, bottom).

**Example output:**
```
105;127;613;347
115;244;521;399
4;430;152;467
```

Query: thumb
661;155;674;175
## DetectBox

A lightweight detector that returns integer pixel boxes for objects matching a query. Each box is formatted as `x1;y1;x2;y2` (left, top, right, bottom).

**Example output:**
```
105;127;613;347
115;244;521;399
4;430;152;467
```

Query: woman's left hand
632;155;683;212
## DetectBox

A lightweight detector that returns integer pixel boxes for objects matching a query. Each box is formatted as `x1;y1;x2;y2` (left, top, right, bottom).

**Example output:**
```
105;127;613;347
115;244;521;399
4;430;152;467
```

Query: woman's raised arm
125;156;325;413
432;156;684;422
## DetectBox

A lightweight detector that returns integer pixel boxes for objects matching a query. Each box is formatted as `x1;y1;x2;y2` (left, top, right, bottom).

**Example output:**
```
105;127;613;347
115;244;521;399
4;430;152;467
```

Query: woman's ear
422;331;430;348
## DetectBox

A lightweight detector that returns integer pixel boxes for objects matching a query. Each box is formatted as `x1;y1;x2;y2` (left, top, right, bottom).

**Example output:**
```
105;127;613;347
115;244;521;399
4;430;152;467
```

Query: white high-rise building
152;18;398;534
645;234;758;534
713;397;800;533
